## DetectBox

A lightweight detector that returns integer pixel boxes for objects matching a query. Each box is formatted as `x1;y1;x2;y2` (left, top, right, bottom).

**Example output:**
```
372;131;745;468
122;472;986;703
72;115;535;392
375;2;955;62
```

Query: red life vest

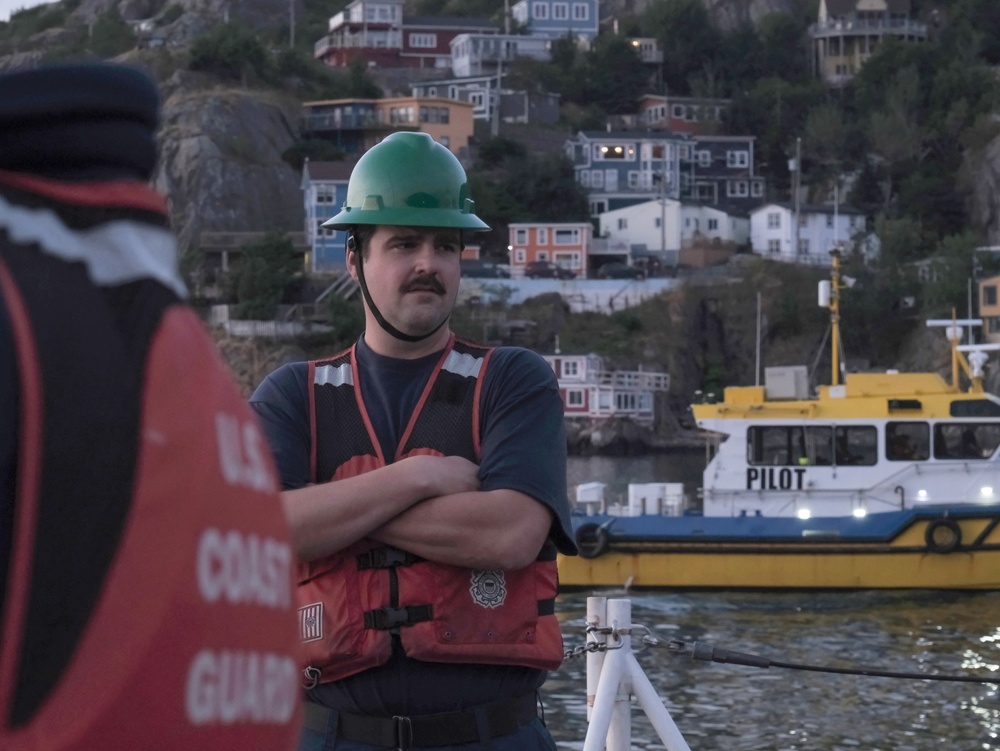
297;335;564;685
0;171;300;750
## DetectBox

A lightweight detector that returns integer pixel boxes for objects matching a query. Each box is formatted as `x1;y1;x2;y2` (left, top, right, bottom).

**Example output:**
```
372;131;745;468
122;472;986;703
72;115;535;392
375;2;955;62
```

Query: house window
727;181;748;197
553;2;568;19
985;285;998;306
514;248;526;263
708;218;718;230
618;218;627;230
768;239;781;254
579;170;592;187
567;389;584;406
627;171;640;188
590;200;606;214
532;2;549;20
597;144;629;160
564;361;579;376
590;170;604;187
572;3;588;20
419;106;449;124
751;181;763;197
409;33;436;48
767;212;781;229
696;184;714;201
655;217;661;228
697;150;711;167
538;228;548;245
672;104;684;118
726;150;749;168
826;214;834;228
798;239;809;255
555;229;580;245
515;229;527;244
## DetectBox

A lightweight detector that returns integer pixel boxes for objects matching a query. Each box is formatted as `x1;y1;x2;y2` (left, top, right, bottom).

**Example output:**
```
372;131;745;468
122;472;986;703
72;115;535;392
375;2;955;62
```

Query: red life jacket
297;335;564;685
0;171;300;750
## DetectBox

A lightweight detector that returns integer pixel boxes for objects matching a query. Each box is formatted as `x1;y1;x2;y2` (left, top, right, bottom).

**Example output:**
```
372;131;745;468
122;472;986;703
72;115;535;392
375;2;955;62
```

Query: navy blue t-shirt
249;335;575;715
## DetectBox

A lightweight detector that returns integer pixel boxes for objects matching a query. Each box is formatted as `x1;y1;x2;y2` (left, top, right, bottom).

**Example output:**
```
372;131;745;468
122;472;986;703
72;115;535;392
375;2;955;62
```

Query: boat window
933;422;1000;459
885;422;930;461
746;425;833;466
951;399;1000;417
833;426;877;466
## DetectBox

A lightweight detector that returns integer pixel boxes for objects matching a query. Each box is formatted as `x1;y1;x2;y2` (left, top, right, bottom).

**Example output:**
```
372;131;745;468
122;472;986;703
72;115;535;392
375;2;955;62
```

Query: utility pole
792;137;801;258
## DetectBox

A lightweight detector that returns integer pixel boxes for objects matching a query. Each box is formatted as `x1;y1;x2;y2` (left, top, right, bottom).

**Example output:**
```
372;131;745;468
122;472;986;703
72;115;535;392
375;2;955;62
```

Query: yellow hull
558;516;1000;590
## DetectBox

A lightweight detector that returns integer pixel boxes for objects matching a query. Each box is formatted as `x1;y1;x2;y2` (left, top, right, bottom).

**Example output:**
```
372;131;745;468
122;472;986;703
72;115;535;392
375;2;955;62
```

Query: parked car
597;262;646;280
461;259;510;278
525;260;576;279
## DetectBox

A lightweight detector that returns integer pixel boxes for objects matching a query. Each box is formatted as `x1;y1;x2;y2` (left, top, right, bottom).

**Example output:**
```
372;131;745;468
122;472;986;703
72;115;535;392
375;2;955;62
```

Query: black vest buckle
356;546;420;570
363;605;433;631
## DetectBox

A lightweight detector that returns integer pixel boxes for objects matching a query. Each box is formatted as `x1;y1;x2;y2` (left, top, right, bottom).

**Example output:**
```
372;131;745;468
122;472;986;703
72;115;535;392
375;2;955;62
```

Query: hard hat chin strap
349;233;447;344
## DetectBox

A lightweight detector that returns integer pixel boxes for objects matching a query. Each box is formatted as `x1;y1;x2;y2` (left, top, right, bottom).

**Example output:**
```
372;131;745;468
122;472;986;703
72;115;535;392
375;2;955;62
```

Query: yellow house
810;0;928;86
300;96;475;158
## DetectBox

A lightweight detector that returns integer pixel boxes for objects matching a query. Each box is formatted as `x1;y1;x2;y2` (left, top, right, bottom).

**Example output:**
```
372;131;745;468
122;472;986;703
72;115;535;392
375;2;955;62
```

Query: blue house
301;159;356;273
511;0;599;42
564;130;689;217
684;134;765;213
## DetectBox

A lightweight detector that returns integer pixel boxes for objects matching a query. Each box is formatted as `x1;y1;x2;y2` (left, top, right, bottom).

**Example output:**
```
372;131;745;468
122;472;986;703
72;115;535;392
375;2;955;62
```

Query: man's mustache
403;275;445;294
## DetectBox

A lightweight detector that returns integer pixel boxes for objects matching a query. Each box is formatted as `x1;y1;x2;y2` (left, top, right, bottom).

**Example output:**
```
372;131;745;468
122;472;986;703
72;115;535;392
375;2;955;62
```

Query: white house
599;199;749;255
543;352;670;427
450;33;550;77
750;202;866;266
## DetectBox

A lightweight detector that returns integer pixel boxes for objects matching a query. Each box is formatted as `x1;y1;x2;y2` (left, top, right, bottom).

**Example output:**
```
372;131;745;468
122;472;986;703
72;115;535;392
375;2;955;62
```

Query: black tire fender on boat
575;523;610;559
924;518;962;554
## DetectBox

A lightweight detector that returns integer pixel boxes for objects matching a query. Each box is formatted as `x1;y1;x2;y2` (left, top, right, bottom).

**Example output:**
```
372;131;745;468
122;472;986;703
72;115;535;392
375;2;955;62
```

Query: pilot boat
558;251;1000;590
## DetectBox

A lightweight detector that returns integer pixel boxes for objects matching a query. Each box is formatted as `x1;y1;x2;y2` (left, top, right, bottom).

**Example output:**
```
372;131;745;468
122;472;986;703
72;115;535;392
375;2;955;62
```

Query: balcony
810;18;927;39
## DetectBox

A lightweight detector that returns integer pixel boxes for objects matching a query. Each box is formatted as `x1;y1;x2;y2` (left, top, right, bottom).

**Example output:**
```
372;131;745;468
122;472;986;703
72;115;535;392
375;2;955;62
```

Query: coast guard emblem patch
469;570;507;609
299;602;323;642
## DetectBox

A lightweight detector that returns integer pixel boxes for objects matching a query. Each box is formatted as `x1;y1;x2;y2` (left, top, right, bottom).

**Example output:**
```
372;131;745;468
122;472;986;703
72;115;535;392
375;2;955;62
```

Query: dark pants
297;714;558;751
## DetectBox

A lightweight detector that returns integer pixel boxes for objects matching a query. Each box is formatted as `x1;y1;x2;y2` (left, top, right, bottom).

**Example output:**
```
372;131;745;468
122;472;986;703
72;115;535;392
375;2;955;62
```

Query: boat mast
829;248;843;386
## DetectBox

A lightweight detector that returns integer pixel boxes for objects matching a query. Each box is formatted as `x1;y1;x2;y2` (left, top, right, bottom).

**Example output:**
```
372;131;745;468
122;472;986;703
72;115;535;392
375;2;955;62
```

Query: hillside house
565;130;688;217
511;0;599;42
301;160;356;272
450;33;551;77
685;134;764;213
508;222;592;278
314;0;499;69
979;275;1000;342
598;199;748;267
750;202;866;265
809;0;927;86
300;96;475;158
410;75;560;125
637;94;730;135
543;352;670;427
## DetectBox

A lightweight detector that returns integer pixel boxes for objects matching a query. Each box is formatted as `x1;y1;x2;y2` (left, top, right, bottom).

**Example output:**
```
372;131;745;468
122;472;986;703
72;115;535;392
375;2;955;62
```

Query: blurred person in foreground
250;131;578;750
0;62;300;749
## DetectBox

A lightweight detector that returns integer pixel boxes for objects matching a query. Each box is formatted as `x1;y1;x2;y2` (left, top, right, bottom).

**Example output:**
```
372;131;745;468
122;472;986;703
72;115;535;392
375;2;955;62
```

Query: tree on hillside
189;23;272;85
642;0;723;96
581;35;649;114
231;232;301;320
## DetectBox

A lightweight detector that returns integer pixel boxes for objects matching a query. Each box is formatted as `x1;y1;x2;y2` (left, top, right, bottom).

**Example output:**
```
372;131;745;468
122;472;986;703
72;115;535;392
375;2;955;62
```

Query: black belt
303;693;538;750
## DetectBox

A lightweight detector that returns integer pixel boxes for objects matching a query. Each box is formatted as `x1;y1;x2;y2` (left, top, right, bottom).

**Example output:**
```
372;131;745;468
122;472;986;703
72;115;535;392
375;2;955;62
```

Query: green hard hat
323;132;489;232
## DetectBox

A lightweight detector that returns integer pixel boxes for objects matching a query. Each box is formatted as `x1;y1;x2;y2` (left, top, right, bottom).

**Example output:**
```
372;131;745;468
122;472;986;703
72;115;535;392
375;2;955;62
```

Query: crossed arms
281;454;552;571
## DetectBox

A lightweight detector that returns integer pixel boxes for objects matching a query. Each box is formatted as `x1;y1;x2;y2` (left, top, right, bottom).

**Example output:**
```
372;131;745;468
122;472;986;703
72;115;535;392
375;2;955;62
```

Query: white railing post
582;597;692;751
586;596;607;722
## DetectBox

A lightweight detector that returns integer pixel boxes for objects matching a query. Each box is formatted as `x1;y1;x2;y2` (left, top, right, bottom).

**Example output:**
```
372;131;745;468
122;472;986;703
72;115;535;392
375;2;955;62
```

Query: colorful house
301;159;356;272
508;221;593;278
543;352;670;427
300;96;476;158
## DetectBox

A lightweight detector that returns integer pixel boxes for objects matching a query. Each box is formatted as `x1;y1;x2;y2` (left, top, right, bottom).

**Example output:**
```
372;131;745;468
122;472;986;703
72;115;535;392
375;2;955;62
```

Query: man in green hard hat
250;132;577;750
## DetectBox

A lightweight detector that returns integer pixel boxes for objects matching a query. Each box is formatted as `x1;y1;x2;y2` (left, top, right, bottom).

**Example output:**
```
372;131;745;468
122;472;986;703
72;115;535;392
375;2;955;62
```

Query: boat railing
581;597;691;751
